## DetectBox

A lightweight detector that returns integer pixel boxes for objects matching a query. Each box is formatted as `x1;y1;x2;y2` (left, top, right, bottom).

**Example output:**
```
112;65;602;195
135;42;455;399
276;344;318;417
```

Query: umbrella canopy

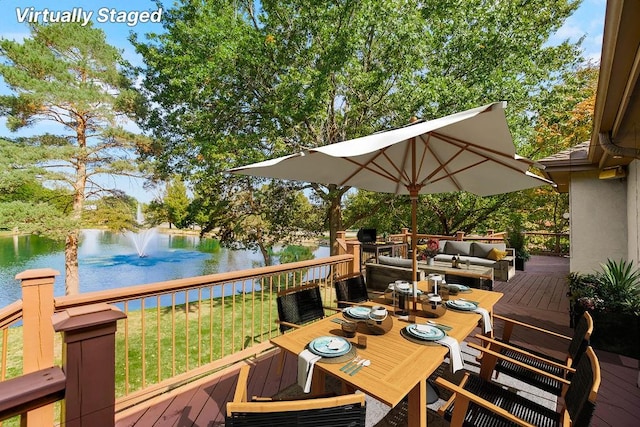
230;102;554;304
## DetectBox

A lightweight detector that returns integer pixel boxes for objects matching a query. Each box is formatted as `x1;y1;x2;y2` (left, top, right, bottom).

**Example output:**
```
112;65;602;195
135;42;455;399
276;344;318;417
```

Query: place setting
400;323;464;373
444;283;473;294
298;335;357;392
445;298;493;333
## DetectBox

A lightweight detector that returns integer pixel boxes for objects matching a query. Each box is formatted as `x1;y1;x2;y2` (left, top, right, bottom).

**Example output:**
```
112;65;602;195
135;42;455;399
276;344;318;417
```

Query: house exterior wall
569;170;627;273
627;160;640;266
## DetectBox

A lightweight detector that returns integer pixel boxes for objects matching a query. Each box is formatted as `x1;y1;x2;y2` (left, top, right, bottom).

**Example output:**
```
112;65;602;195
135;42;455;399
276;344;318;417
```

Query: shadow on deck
116;255;640;426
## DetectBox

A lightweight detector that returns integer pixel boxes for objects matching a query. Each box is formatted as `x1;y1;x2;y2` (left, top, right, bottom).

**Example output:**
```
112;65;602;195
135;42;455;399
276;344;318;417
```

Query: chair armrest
494;314;572;341
468;341;572;385
434;376;536;427
276;320;302;330
232;365;251;405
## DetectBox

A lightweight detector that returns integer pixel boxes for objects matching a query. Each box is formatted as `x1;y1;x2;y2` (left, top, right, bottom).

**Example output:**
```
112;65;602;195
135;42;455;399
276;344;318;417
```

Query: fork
340;356;360;372
427;320;452;331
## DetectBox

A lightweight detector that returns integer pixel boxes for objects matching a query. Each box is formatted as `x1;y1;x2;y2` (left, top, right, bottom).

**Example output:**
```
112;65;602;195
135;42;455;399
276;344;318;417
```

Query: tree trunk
65;230;80;295
65;121;87;295
259;242;273;266
328;194;343;256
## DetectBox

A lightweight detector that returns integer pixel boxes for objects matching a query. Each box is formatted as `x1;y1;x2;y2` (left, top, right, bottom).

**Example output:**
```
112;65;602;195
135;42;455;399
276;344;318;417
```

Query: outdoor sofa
432;240;515;282
364;240;514;291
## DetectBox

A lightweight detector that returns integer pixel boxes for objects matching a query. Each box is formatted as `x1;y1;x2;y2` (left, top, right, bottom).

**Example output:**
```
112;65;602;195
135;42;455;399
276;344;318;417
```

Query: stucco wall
627;160;640;265
569;170;627;273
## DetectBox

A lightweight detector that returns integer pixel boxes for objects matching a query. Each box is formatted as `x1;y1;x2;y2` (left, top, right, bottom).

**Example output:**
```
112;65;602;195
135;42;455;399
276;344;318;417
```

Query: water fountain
126;204;157;257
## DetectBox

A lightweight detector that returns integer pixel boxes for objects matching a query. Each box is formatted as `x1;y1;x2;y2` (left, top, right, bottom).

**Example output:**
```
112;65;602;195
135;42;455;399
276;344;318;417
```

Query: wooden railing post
345;239;361;275
335;231;361;275
52;304;126;427
16;268;59;427
401;228;410;244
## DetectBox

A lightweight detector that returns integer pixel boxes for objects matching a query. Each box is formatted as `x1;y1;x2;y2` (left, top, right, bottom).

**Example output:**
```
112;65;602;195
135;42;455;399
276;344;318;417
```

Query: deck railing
0;238;361;426
377;228;569;255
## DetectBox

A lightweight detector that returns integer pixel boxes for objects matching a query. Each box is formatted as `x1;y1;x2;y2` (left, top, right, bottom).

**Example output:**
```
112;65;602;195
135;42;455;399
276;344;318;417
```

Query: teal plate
405;324;445;341
308;336;352;357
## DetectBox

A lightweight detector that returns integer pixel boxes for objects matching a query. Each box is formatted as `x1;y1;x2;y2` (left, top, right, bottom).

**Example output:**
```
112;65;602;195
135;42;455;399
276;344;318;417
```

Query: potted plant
568;259;640;359
416;238;440;265
506;216;530;271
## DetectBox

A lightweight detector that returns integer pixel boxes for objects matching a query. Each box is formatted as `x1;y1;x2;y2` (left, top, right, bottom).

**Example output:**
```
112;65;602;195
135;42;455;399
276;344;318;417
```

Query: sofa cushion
471;242;506;258
434;254;496;267
378;255;413;268
443;241;472;256
487;248;508;261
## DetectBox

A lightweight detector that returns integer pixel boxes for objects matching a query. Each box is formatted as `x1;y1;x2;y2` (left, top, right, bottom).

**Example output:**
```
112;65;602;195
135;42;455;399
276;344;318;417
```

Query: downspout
599;132;640;159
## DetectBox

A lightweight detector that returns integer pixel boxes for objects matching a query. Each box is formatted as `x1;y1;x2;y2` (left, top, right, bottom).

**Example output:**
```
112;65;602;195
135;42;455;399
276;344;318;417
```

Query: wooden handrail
0;300;22;330
55;255;353;310
0;367;65;422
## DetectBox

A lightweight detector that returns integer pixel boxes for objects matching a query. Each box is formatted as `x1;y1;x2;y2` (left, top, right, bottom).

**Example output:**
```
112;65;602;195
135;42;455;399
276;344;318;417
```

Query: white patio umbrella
230;102;554;306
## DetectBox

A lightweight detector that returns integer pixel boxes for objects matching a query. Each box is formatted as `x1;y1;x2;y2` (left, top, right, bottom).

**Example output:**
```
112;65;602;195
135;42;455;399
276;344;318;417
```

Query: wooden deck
116;255;640;426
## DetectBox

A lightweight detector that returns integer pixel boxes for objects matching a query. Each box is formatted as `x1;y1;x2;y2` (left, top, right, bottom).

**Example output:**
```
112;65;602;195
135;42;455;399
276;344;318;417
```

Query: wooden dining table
270;284;503;427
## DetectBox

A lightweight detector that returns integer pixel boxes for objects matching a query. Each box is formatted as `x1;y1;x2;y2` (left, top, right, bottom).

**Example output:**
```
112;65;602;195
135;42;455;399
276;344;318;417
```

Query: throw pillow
487;248;508;261
471;242;505;258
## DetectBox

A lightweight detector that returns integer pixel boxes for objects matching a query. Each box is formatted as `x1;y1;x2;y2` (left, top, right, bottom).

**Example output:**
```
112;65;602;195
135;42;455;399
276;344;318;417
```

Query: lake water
0;229;329;309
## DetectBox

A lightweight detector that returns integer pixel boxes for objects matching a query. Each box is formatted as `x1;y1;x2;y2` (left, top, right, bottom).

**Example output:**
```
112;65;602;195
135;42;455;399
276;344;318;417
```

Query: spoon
349;359;370;375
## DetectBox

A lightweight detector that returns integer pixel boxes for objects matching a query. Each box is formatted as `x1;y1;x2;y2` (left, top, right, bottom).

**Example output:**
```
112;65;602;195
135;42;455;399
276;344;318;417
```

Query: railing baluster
209;286;214;363
185;291;189;372
141;298;146;389
156;296;161;383
197;288;202;366
171;293;176;377
124;301;130;395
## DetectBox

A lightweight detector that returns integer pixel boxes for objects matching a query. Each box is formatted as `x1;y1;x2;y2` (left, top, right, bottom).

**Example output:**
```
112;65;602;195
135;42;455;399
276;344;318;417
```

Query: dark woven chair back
276;285;325;333
334;274;369;308
564;346;600;426
226;365;366;426
226;401;366;426
568;311;594;367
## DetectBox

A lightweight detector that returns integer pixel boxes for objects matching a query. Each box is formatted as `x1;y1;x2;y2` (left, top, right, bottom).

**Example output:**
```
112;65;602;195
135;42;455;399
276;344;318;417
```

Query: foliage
133;0;585;257
569;259;640;316
0;23;148;293
81;193;137;231
277;245;314;264
506;214;530;261
164;176;191;229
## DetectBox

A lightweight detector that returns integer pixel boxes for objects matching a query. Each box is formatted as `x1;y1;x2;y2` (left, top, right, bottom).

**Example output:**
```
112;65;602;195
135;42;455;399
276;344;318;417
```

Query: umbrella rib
416;135;464;191
429;158;489;185
432;131;534;168
339;151;404;188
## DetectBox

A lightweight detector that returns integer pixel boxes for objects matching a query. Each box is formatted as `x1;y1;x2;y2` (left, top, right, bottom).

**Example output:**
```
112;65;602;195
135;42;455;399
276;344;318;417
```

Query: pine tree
0;23;148;294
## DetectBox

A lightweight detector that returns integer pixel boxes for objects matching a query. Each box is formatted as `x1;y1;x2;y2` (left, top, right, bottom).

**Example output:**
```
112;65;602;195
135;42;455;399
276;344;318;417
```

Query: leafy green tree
82;193;137;231
134;0;584;255
164;176;191;229
0;23;148;294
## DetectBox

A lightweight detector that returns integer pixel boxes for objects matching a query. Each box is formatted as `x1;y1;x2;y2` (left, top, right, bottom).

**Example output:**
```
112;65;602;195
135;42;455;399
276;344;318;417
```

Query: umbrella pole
411;192;418;311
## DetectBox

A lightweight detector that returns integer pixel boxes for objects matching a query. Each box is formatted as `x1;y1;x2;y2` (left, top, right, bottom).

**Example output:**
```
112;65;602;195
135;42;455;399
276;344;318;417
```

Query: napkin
297;349;321;393
436;336;464;373
473;306;493;333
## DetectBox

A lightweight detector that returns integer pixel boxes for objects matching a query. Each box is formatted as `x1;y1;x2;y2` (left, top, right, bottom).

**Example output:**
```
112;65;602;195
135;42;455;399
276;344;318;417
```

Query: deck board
115;255;640;427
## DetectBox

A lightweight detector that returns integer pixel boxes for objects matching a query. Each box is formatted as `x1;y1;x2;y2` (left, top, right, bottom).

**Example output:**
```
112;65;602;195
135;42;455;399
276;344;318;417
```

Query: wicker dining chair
471;311;593;396
334;273;370;308
226;365;366;427
276;284;328;333
434;346;601;427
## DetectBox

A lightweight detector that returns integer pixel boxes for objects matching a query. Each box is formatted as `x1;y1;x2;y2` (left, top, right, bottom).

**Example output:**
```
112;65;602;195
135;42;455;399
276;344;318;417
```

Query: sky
0;0;607;203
